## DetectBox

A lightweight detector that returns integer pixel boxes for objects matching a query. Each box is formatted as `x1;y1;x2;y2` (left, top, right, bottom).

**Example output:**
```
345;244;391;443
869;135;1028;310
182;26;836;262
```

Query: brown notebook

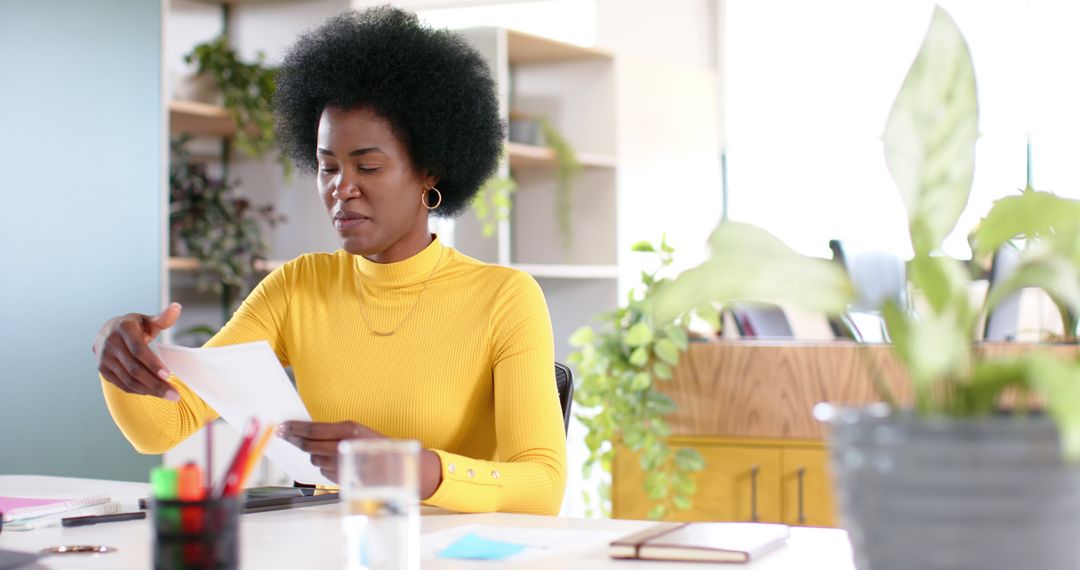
609;522;790;563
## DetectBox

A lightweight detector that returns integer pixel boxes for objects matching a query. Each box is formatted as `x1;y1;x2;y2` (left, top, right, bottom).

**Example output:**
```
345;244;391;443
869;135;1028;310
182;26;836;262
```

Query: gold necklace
357;245;444;336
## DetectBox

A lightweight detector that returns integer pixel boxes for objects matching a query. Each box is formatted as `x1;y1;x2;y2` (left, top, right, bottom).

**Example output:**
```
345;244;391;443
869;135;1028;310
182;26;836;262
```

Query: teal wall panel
0;0;164;480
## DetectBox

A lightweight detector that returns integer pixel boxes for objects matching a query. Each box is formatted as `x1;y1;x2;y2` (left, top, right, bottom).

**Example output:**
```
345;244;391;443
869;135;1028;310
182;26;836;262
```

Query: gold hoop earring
422;186;442;210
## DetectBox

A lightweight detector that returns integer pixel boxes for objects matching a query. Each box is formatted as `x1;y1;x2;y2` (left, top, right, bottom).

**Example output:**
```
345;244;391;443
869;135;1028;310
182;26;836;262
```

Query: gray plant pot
817;403;1080;570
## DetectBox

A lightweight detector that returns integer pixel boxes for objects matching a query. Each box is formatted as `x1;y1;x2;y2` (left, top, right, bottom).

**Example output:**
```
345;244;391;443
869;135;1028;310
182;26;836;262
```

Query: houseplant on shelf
568;237;718;519
649;6;1080;569
539;117;583;251
184;36;286;173
170;138;285;314
506;112;583;249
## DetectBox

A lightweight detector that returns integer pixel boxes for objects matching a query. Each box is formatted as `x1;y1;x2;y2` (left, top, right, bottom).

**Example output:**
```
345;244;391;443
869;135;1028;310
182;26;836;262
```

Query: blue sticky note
437;533;528;560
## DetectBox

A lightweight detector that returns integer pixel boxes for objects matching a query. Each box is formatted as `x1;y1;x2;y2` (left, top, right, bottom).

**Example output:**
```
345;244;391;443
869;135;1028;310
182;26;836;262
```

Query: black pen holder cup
152;497;240;570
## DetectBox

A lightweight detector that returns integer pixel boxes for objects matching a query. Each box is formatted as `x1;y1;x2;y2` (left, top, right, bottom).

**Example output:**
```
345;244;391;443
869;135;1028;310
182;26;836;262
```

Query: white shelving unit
453;27;621;361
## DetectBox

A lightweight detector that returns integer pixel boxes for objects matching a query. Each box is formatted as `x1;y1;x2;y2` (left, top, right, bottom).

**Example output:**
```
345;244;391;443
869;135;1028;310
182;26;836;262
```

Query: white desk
0;476;853;569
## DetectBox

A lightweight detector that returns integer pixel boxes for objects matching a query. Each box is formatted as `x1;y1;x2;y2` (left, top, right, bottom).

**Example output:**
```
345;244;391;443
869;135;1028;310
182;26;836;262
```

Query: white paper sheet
157;341;335;487
421;524;623;561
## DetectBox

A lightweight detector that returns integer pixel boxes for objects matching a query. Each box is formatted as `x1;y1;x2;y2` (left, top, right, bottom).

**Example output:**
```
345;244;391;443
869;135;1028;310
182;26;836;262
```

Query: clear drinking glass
338;439;421;570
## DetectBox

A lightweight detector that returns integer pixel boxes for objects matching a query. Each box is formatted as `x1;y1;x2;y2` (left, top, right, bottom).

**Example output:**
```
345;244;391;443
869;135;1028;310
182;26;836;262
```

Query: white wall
595;0;725;295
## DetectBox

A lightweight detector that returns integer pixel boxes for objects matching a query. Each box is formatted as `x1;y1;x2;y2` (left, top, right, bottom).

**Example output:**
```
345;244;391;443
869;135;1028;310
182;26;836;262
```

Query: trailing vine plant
540;118;582;250
569;237;716;519
185;36;288;175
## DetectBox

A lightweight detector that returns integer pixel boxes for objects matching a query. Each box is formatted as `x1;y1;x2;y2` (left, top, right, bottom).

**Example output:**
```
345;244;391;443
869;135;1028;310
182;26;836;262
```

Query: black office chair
827;239;905;342
555;362;574;435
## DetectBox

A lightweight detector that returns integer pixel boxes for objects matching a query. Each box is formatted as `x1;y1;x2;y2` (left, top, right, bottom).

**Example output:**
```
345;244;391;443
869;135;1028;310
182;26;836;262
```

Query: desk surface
0;475;853;569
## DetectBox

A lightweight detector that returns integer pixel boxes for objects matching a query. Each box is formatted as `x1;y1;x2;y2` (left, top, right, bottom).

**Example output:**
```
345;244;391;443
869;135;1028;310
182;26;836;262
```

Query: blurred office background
3;0;1079;518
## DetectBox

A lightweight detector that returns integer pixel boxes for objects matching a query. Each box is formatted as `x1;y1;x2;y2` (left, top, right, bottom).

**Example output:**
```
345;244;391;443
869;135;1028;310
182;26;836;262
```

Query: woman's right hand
93;302;183;401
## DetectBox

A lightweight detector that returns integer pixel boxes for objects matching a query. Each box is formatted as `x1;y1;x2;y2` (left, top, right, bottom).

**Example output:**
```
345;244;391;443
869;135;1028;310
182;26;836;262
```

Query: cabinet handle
796;467;806;525
749;465;759;522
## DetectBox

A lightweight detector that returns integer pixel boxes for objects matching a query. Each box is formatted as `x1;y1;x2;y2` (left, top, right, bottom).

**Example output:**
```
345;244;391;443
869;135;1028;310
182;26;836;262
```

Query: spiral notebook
2;501;120;532
0;495;111;523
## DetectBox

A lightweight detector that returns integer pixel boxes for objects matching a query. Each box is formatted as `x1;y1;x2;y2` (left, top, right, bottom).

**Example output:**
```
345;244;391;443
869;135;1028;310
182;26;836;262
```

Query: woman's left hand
279;420;385;483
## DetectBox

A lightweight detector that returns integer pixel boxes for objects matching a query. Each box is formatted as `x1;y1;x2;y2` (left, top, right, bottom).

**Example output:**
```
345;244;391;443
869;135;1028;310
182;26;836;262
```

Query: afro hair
274;6;503;218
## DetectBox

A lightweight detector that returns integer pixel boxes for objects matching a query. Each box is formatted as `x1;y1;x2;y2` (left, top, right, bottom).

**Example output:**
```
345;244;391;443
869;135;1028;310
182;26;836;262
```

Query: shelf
171;256;613;280
510;264;619;280
507;142;616;170
169;100;235;138
507;29;612;65
169;257;282;273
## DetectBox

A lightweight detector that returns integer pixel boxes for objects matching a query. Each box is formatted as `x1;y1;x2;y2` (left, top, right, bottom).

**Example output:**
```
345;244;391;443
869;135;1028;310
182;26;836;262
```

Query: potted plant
538;117;583;250
568;237;719;519
170;138;285;314
504;111;582;249
185;36;286;174
649;6;1080;569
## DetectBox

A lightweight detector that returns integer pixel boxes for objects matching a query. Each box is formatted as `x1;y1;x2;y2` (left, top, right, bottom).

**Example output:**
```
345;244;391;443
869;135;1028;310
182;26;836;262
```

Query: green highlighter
151;467;178;500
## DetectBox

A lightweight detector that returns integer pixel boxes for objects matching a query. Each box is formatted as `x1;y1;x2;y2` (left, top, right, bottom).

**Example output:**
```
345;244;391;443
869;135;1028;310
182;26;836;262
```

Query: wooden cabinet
613;436;835;528
781;447;836;527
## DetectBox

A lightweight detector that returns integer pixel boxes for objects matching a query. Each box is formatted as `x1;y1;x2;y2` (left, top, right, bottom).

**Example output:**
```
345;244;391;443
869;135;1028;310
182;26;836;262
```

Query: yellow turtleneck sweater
102;237;567;515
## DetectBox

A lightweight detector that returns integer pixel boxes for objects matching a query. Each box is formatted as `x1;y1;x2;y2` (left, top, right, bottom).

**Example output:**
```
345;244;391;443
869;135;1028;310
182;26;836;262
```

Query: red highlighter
178;463;205;501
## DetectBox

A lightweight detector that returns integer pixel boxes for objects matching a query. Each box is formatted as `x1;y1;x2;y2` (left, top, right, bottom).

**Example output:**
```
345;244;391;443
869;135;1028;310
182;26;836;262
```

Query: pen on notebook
61;511;147;528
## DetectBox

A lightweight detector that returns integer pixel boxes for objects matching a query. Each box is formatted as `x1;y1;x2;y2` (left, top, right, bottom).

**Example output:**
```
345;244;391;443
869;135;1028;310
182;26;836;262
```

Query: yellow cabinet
612;437;837;527
780;447;836;527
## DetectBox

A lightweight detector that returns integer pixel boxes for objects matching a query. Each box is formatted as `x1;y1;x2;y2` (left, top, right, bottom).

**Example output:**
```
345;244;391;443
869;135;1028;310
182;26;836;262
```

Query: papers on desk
157;341;335;487
423;524;623;561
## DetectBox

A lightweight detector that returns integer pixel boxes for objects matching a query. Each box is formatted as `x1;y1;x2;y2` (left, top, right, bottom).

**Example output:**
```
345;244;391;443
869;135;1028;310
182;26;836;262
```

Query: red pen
217;418;260;497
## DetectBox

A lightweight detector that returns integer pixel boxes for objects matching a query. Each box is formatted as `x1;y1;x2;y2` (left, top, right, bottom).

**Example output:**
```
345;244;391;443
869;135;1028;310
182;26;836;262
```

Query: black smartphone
137;486;340;513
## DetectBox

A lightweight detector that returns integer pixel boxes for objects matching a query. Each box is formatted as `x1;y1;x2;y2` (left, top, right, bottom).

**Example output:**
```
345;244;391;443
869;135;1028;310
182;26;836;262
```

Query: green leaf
654;338;681;366
646;392;678;415
647;504;667;520
672;494;693;511
629;372;652;391
568;326;595;348
672;472;697;495
883;300;969;411
652;223;854;326
644;471;667;500
696;303;722;330
653;361;673;380
959;358;1028;416
625;322;654;347
664;325;690;351
972;189;1080;255
908;253;967;315
882;5;978;255
631;240;656;252
1026;354;1080;461
629;346;649;367
985;253;1080;317
624;428;645;449
674;448;705;471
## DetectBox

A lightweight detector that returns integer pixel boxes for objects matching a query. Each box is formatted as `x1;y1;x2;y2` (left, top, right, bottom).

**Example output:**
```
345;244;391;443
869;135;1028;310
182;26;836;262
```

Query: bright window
725;0;1080;259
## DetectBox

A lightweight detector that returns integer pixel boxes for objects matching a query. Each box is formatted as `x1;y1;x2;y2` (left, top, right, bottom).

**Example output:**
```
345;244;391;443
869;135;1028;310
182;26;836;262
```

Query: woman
92;7;566;516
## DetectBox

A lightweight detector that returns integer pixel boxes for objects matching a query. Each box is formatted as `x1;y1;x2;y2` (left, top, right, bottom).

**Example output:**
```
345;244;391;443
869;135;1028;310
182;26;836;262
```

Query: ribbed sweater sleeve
424;272;567;515
101;264;291;454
